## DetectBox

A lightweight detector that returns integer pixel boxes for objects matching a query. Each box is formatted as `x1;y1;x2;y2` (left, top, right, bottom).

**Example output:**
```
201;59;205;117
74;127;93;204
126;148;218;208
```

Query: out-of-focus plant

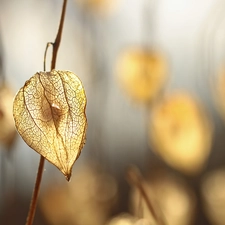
126;166;166;225
75;0;120;16
12;1;87;224
0;31;17;150
40;162;118;225
0;84;17;149
106;214;153;225
129;168;196;225
201;168;225;225
116;47;168;105
148;91;213;175
105;213;139;225
214;68;225;121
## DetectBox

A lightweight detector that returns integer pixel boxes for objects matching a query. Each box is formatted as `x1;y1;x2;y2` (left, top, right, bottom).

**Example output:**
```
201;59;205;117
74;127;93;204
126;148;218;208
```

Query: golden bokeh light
116;47;168;104
202;168;225;225
149;92;213;175
130;172;196;225
0;84;17;149
106;215;153;225
106;213;137;225
40;163;118;225
215;68;225;122
75;0;120;15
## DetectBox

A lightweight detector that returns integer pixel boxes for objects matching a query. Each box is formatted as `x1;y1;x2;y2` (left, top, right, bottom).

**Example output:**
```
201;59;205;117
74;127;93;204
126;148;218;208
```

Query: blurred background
1;0;225;224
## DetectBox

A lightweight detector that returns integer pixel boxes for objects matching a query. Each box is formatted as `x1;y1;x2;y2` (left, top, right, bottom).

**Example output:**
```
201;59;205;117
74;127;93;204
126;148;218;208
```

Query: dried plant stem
127;166;166;225
0;29;5;84
51;0;67;70
25;156;45;225
25;1;67;225
44;42;53;71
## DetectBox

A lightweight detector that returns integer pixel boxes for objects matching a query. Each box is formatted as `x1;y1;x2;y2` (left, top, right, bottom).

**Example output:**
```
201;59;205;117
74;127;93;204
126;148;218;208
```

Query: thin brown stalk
25;1;67;224
25;156;45;225
126;166;166;225
51;0;67;70
44;42;53;71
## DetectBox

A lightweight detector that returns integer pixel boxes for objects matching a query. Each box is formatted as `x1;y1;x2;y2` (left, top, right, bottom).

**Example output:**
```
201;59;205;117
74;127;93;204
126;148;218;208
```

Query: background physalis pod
148;92;213;175
13;69;87;181
116;47;168;104
0;84;17;149
75;0;120;16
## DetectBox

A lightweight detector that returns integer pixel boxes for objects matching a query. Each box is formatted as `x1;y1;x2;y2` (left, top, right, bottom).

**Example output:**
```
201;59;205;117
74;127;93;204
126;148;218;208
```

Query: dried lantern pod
13;70;87;180
148;92;213;175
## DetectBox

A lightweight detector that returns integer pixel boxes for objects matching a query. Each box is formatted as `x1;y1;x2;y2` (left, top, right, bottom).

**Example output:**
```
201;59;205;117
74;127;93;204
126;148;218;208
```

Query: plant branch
25;156;45;225
0;27;5;84
126;166;166;225
51;0;67;70
44;42;53;71
25;1;68;225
